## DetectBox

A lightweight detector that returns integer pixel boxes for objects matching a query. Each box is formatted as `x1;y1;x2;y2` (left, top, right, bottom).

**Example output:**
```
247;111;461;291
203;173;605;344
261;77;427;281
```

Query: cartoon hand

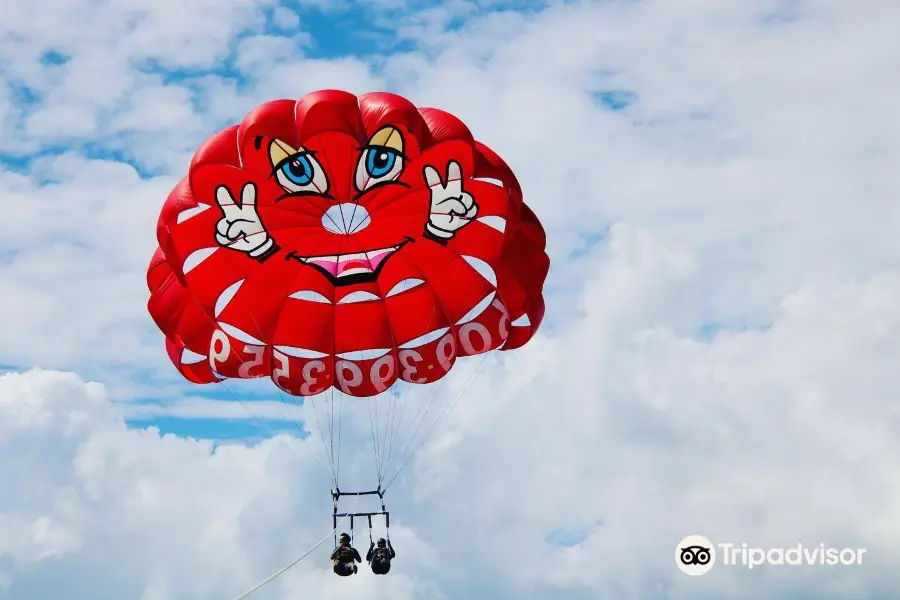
424;160;478;240
214;182;276;259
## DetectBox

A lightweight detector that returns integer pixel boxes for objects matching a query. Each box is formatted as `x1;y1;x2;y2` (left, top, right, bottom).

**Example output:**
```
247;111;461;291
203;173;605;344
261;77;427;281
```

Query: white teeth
301;245;398;262
365;246;394;260
338;268;371;277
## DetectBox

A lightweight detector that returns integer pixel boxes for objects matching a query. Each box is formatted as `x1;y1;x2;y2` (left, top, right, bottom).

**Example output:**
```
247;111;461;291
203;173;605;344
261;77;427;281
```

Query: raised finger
241;182;257;207
423;165;443;189
443;161;463;194
215;185;238;214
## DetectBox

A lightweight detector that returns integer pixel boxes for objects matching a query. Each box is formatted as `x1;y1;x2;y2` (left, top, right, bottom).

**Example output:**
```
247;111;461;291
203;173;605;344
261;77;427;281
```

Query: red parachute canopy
147;90;549;398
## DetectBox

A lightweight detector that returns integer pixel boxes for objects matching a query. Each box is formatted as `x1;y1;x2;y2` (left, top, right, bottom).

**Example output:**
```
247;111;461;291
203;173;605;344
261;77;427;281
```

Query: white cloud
3;243;900;598
1;0;900;597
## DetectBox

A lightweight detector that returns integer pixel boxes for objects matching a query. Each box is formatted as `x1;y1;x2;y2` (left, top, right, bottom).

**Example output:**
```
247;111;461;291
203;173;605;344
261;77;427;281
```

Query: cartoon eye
361;147;402;180
355;126;406;192
276;152;327;192
269;139;329;195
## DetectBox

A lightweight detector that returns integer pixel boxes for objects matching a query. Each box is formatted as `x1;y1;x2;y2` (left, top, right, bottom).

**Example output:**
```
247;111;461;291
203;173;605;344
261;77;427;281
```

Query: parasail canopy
147;89;549;398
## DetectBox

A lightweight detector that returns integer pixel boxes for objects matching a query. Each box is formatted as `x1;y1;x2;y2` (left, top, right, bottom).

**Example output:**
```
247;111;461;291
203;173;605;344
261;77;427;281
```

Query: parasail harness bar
332;487;390;546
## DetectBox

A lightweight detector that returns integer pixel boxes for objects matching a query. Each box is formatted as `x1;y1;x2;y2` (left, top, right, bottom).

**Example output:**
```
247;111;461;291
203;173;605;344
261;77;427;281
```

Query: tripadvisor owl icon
676;535;716;575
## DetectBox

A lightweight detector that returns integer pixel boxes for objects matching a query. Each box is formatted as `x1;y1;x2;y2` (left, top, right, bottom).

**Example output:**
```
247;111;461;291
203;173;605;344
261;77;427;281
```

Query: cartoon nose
322;203;371;235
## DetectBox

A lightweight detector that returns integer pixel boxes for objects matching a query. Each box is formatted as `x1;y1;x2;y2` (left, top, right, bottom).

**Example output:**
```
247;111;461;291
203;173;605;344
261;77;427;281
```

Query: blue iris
365;147;399;178
280;154;314;186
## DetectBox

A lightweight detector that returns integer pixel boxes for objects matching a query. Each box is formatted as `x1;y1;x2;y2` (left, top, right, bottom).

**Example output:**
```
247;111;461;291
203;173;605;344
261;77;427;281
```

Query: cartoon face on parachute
147;90;549;398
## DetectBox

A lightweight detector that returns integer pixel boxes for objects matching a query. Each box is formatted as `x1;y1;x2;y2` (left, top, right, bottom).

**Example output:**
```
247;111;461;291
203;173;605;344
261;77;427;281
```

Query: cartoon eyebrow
269;138;304;167
366;126;404;152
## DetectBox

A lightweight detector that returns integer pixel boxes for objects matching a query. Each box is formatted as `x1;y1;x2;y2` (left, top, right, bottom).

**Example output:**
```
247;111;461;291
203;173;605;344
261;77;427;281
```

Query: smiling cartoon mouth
286;237;413;285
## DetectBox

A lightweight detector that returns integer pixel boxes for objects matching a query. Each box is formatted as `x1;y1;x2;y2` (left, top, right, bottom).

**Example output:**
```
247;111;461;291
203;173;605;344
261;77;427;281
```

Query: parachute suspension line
366;389;390;485
332;385;337;476
209;377;330;478
372;362;384;479
327;383;336;478
376;300;441;473
379;380;403;485
383;375;416;476
335;387;344;485
377;301;444;478
380;365;457;482
363;348;388;486
383;382;399;461
406;352;495;464
383;351;495;492
230;494;362;600
241;304;333;478
381;339;419;484
366;396;381;483
308;391;338;488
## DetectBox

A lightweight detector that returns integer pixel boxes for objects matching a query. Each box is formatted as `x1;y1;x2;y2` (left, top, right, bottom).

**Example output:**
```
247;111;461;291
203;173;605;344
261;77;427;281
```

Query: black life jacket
372;547;391;563
336;545;355;562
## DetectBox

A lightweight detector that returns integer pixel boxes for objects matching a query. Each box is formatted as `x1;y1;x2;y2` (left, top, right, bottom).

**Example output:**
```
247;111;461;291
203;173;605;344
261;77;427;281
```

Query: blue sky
0;0;637;443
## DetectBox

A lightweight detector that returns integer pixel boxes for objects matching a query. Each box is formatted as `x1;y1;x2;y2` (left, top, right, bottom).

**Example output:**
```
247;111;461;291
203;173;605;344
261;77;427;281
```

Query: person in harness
330;533;362;576
366;537;396;575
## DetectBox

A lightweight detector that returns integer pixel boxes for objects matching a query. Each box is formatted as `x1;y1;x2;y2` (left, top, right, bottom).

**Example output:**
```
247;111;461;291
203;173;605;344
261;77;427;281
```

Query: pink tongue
338;258;372;274
309;249;395;276
309;258;339;276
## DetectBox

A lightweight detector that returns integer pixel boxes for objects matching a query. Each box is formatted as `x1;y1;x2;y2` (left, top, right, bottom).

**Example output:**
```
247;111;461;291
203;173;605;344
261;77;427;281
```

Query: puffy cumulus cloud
385;0;900;325
3;231;900;599
0;156;174;373
0;0;331;155
399;227;900;599
0;369;438;600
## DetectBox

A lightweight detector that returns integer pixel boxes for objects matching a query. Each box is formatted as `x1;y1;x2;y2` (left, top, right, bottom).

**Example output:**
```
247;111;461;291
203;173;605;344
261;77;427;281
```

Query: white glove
424;160;478;240
214;182;275;258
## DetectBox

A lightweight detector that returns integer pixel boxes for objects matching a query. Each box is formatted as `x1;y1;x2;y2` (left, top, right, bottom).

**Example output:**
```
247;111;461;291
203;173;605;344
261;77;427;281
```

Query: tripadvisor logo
676;535;867;575
676;535;716;575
